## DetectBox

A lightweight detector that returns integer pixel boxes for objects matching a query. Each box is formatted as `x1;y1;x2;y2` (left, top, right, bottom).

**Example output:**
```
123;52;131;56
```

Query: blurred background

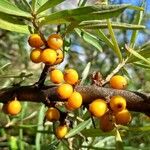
0;0;150;149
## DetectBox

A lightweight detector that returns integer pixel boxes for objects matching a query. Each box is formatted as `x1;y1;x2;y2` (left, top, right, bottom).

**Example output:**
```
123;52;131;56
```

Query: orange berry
64;69;78;85
47;34;63;50
55;125;68;139
115;109;132;125
55;49;63;65
50;69;64;84
110;96;126;112
57;84;73;100
65;102;74;111
89;99;107;118
7;100;21;115
41;49;57;65
45;107;60;122
67;91;82;110
28;34;44;48
30;49;42;63
110;75;127;89
99;111;114;132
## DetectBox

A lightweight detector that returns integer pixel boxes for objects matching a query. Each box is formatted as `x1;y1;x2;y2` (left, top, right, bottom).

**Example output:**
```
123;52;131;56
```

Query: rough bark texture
0;85;150;113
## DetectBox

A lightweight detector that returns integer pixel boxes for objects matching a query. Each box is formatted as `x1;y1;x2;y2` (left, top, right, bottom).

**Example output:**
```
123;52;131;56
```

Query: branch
0;85;150;114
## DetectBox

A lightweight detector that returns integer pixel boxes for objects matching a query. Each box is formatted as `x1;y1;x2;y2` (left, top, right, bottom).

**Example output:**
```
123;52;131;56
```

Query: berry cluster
88;75;131;132
29;34;63;65
1;33;132;140
46;68;83;139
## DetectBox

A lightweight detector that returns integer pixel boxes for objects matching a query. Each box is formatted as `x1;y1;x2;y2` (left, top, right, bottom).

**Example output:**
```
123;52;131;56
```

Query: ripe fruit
89;99;107;118
57;84;73;100
50;69;64;84
65;102;74;111
115;109;132;125
109;96;126;112
28;34;44;48
55;124;68;139
67;91;82;110
47;34;63;50
41;49;57;65
7;99;22;115
55;49;63;65
110;75;127;89
99;112;114;132
64;69;78;85
45;107;60;122
30;49;42;63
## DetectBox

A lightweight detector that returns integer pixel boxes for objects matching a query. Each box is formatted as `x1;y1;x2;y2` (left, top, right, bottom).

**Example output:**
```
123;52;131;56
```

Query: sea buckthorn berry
7;99;21;115
41;49;57;65
47;34;63;50
28;34;44;48
55;125;68;139
45;107;60;122
99;111;114;132
64;69;78;85
65;102;74;111
89;99;107;118
57;84;73;100
55;49;63;65
110;95;126;112
110;75;127;89
50;69;64;84
67;91;82;110
30;49;42;63
115;109;132;125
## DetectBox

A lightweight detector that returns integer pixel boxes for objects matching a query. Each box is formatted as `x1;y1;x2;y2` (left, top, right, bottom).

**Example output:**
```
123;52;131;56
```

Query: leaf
75;29;103;52
79;21;145;30
133;62;150;69
0;13;30;34
129;3;144;48
80;62;91;85
96;29;114;50
40;4;129;25
115;129;124;150
126;45;150;65
0;0;31;18
81;129;113;137
35;105;45;150
65;119;91;138
37;0;65;14
32;0;37;12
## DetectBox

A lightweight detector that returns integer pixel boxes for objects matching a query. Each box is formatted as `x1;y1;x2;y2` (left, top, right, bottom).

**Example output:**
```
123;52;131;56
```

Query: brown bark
0;85;150;114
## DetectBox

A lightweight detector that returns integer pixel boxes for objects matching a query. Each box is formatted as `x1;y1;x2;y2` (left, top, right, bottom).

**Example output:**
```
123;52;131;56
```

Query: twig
102;58;128;86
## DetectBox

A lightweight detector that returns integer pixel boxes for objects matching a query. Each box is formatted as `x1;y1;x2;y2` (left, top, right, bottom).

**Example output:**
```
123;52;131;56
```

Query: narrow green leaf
79;21;145;30
133;62;150;69
40;4;129;25
37;0;65;14
0;13;29;34
107;19;122;62
0;0;31;18
130;3;144;48
32;0;37;12
81;129;113;137
96;29;114;50
75;29;103;52
80;62;91;85
115;129;124;150
65;119;91;138
126;45;150;65
35;105;45;150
